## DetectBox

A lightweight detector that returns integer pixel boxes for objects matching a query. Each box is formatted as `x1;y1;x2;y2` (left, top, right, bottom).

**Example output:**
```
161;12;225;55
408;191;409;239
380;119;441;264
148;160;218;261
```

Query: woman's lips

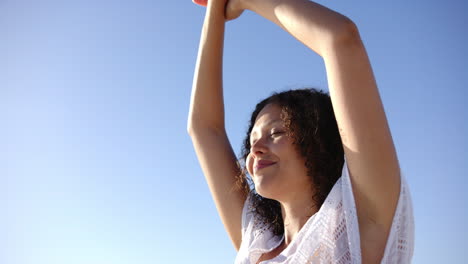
254;160;277;171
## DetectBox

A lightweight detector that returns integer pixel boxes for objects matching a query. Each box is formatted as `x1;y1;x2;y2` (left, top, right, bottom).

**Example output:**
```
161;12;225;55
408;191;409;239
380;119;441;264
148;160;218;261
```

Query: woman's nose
251;137;268;156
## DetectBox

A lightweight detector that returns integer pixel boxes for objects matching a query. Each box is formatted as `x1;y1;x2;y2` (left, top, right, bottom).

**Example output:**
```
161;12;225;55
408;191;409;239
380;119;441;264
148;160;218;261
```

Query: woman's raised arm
227;0;401;261
187;0;248;250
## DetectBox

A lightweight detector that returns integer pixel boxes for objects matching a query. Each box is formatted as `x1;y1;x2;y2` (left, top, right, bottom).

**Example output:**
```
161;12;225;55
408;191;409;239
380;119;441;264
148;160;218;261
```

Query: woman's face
247;103;311;201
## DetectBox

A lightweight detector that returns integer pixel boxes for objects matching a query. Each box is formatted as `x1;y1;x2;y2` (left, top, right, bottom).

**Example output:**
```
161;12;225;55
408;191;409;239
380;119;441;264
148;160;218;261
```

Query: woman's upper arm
189;127;248;250
323;21;401;227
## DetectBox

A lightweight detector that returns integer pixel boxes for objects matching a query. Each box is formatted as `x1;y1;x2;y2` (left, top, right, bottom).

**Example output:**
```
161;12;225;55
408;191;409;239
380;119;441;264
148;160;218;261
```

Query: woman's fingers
193;0;244;21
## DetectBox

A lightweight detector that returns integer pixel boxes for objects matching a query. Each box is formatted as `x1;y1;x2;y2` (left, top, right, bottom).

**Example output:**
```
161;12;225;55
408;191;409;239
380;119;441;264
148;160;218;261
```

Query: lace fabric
234;160;414;264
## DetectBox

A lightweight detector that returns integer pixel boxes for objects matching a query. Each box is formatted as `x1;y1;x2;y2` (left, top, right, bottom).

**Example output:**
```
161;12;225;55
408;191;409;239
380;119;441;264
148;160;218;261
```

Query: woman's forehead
255;104;282;123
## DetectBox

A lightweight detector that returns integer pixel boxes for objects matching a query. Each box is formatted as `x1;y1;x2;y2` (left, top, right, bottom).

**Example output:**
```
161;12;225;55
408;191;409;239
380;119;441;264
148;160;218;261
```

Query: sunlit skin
189;0;402;262
246;103;318;255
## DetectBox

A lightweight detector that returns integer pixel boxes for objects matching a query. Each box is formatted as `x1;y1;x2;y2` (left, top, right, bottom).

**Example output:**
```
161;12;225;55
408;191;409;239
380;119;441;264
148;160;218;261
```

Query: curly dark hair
240;88;344;236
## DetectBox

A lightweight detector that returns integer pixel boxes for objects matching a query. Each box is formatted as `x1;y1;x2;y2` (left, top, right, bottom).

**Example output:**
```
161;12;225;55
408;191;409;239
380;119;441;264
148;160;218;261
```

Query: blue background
3;0;467;263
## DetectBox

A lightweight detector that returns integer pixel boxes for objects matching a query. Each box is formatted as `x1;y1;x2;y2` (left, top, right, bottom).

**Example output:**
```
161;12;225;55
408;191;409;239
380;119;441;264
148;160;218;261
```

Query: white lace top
235;160;414;264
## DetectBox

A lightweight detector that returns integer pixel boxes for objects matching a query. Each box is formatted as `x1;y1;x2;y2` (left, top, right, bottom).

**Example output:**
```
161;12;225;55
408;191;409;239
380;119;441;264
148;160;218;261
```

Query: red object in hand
193;0;208;6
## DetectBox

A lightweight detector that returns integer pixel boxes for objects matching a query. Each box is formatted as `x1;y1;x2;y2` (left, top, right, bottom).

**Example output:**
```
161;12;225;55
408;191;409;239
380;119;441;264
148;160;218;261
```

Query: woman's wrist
206;0;227;17
203;1;227;26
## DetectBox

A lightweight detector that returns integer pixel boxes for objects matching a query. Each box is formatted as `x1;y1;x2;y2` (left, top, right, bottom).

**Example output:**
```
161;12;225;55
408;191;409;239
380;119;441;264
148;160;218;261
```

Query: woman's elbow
187;117;198;137
331;17;361;46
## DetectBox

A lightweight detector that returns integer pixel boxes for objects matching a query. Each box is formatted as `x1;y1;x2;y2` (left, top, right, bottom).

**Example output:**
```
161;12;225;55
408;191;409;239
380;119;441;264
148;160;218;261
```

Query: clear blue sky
3;0;467;263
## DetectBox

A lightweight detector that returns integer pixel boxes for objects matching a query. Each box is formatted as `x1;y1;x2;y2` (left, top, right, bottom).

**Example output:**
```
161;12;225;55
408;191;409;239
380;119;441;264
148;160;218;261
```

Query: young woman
187;0;414;263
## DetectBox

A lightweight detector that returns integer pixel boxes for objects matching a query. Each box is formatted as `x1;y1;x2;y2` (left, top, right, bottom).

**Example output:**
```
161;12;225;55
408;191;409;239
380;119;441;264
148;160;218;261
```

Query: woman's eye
271;131;284;136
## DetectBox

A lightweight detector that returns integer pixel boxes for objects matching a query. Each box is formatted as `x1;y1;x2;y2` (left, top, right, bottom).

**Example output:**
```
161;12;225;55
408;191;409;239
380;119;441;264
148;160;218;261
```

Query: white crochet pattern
235;160;414;264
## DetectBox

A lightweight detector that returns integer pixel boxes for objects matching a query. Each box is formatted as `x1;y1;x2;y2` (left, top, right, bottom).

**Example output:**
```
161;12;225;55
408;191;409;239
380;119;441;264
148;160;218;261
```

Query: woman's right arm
187;0;248;250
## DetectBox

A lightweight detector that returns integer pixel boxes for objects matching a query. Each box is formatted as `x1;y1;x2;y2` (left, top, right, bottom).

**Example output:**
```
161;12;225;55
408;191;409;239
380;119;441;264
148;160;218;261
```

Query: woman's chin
253;177;279;199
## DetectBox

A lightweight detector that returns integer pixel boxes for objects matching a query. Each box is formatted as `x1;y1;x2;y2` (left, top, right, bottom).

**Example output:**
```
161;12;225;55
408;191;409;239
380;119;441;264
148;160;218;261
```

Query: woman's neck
279;191;318;245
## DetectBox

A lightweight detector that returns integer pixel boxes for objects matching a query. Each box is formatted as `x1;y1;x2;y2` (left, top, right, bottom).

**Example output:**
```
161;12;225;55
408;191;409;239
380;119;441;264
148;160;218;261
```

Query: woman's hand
225;0;246;20
194;0;245;21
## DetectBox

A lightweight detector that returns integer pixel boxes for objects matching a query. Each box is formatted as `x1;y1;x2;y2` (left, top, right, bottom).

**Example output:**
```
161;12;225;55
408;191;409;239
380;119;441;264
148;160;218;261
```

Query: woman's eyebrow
251;119;283;138
253;119;282;131
264;119;283;127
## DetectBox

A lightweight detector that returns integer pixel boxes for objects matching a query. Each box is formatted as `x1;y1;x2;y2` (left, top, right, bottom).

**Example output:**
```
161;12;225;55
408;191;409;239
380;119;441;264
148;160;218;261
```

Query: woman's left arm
230;0;400;249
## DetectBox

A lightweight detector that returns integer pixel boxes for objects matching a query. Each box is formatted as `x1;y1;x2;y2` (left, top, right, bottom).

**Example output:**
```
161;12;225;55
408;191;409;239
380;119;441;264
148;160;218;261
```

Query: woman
187;0;414;263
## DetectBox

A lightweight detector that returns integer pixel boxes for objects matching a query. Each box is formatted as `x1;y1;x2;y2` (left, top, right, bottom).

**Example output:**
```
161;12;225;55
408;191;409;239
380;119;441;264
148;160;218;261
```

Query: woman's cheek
246;153;254;176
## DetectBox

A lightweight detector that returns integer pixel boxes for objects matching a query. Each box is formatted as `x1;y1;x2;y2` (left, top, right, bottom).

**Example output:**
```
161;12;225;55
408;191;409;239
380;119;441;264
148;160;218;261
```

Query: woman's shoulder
296;161;414;263
379;175;415;263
